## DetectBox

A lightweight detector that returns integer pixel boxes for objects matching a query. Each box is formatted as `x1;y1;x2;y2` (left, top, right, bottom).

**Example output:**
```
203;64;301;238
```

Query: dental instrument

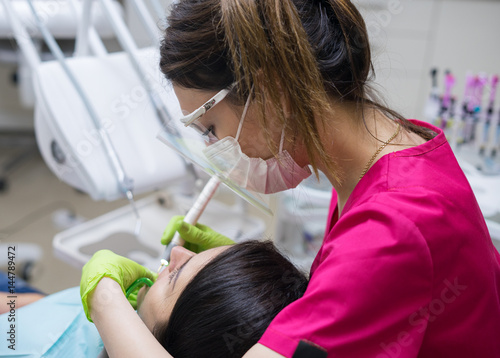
159;175;221;270
424;69;500;175
438;71;455;130
470;73;488;146
491;110;500;158
424;68;440;122
485;75;499;156
456;73;475;146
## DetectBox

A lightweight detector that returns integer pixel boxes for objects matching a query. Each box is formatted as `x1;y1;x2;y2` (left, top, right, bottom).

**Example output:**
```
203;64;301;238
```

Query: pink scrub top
259;120;500;357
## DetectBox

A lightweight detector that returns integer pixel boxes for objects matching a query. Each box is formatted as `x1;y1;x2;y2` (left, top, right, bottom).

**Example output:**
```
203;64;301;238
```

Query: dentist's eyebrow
172;256;193;291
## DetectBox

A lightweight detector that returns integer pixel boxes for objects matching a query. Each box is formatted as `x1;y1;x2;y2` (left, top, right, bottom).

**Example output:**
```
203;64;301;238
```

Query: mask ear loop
273;129;286;168
235;86;254;141
278;129;285;153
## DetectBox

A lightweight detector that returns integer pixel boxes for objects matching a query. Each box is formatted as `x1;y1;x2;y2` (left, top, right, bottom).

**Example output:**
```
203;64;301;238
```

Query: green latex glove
80;249;158;322
161;215;235;253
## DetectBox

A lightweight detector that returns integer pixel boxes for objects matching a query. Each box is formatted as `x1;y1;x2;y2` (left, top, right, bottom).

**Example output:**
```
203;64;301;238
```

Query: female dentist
85;0;500;357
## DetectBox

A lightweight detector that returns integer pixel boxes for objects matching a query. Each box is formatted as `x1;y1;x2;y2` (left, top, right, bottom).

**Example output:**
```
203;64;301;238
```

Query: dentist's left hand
80;249;157;322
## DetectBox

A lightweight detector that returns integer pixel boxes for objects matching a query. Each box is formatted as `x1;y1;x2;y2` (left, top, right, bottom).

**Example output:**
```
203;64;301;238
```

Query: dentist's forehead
173;85;218;113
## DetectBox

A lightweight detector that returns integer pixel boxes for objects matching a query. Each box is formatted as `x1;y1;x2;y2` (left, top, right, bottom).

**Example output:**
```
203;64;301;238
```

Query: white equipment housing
34;47;187;201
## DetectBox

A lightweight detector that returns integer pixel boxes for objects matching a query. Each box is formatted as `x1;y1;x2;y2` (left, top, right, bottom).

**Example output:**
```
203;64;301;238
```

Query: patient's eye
168;268;180;284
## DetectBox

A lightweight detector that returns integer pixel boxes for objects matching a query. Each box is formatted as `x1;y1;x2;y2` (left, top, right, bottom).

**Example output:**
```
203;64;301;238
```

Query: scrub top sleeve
259;203;434;358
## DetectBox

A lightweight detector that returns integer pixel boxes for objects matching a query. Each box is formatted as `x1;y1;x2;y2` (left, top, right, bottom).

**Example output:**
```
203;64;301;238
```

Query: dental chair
3;0;266;271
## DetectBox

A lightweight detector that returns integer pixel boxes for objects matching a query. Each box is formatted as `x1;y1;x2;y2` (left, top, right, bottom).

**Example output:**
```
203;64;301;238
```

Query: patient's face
137;245;228;330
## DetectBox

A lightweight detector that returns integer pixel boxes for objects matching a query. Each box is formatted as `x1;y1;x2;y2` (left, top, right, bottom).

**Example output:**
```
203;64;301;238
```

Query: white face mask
202;94;311;194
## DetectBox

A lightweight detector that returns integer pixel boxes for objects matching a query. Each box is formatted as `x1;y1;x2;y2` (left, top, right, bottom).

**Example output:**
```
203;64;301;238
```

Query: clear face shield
156;85;272;215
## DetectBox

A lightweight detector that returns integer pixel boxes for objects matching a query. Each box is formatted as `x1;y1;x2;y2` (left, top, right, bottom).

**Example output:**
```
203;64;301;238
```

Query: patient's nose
168;246;195;273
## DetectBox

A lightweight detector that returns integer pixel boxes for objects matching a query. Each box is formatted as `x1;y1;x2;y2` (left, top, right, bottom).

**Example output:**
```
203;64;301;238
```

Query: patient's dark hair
152;240;308;357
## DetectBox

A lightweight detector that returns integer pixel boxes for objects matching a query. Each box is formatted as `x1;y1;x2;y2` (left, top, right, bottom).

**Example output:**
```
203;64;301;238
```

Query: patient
0;241;308;357
138;241;308;357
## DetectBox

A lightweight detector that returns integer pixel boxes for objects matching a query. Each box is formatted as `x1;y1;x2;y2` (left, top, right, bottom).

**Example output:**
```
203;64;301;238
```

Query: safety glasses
179;87;233;143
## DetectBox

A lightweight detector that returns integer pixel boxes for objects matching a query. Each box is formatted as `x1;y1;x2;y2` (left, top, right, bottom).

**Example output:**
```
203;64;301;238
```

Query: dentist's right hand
161;215;235;253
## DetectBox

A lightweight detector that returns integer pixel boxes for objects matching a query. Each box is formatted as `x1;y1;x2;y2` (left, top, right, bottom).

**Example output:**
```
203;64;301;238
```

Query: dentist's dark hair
152;240;308;358
160;0;435;183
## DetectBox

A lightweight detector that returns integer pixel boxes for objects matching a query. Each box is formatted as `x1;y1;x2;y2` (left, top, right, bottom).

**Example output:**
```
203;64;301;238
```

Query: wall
355;0;500;119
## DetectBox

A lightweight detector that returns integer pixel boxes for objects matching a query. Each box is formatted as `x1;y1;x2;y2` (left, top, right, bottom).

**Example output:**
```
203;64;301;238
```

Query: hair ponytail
220;0;337;179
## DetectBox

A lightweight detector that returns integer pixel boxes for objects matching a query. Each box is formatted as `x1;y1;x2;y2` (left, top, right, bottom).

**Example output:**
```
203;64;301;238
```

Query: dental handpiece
160;175;222;266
